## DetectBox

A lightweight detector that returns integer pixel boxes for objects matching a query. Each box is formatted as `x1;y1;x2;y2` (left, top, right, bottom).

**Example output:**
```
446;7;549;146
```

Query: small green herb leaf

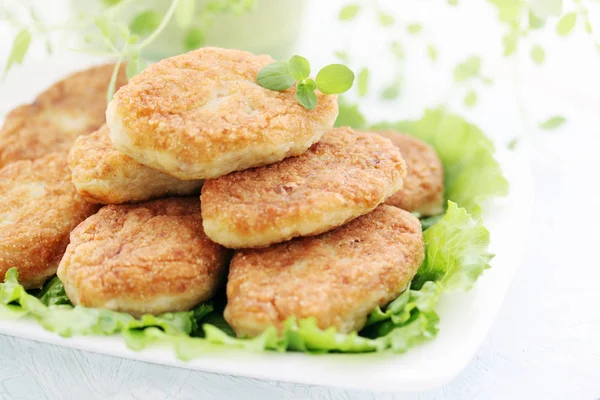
302;78;317;91
126;56;147;79
339;4;360;21
531;44;545;64
184;27;205;51
176;0;196;28
407;23;423;34
5;29;31;74
427;45;438;62
454;56;481;83
130;10;161;36
539;116;566;130
315;64;355;94
357;68;369;97
101;0;122;6
296;85;317;110
378;12;395;27
464;91;477;107
448;0;458;5
257;61;294;91
507;137;519;150
288;55;310;81
556;12;577;36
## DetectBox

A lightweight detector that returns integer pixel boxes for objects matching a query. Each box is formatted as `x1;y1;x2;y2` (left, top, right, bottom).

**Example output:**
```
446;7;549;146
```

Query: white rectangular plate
0;59;534;392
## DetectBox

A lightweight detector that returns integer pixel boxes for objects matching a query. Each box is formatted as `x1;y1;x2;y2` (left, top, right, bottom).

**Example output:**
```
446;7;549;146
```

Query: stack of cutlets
0;47;444;337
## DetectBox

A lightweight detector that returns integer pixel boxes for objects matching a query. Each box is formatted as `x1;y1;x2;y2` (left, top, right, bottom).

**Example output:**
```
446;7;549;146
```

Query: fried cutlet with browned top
224;205;424;337
201;127;407;248
57;197;229;317
0;63;127;168
106;47;338;180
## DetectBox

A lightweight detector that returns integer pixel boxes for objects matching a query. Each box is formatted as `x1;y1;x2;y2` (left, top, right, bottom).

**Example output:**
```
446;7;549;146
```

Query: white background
1;0;599;399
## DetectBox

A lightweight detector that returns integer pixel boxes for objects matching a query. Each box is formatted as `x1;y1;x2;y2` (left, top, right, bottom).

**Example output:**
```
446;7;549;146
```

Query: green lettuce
0;106;507;357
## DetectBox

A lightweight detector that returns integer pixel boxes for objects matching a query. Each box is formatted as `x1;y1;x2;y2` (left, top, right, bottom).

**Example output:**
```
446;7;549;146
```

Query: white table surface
1;1;599;399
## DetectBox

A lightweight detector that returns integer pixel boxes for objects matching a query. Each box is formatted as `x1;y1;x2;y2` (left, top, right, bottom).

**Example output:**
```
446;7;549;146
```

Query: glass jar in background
70;0;305;60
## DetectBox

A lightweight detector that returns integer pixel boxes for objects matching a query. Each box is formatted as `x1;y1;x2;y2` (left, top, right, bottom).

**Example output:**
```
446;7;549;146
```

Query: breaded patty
224;205;424;337
106;47;339;180
0;153;98;288
69;125;203;204
201;128;407;248
0;64;127;168
57;197;229;317
376;131;444;216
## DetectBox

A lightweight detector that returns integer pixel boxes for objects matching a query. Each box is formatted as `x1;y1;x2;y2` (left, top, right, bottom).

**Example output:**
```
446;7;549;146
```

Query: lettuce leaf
0;268;195;338
0;107;507;358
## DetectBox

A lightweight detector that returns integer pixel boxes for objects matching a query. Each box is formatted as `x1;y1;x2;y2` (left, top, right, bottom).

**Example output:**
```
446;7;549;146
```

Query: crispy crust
0;64;127;168
69;125;203;204
224;205;425;337
201;128;407;248
376;131;444;216
106;47;338;180
57;197;229;317
0;153;99;288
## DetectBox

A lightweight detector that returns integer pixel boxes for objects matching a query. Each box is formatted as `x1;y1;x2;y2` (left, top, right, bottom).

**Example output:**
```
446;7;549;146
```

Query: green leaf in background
454;56;481;82
335;97;367;128
381;83;401;100
530;0;563;18
488;0;523;24
531;44;545;64
129;10;161;36
378;12;395;27
502;28;519;56
257;61;294;91
407;23;423;34
528;10;546;30
126;56;148;79
357;68;369;97
427;45;438;62
464;90;477;107
4;29;31;74
100;0;122;5
372;109;509;215
296;84;317;110
184;27;205;51
556;12;577;36
539;116;566;130
507;137;519;150
288;55;310;81
339;4;360;21
334;50;349;63
391;41;405;59
585;19;593;34
315;64;355;94
175;0;196;29
448;0;459;6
